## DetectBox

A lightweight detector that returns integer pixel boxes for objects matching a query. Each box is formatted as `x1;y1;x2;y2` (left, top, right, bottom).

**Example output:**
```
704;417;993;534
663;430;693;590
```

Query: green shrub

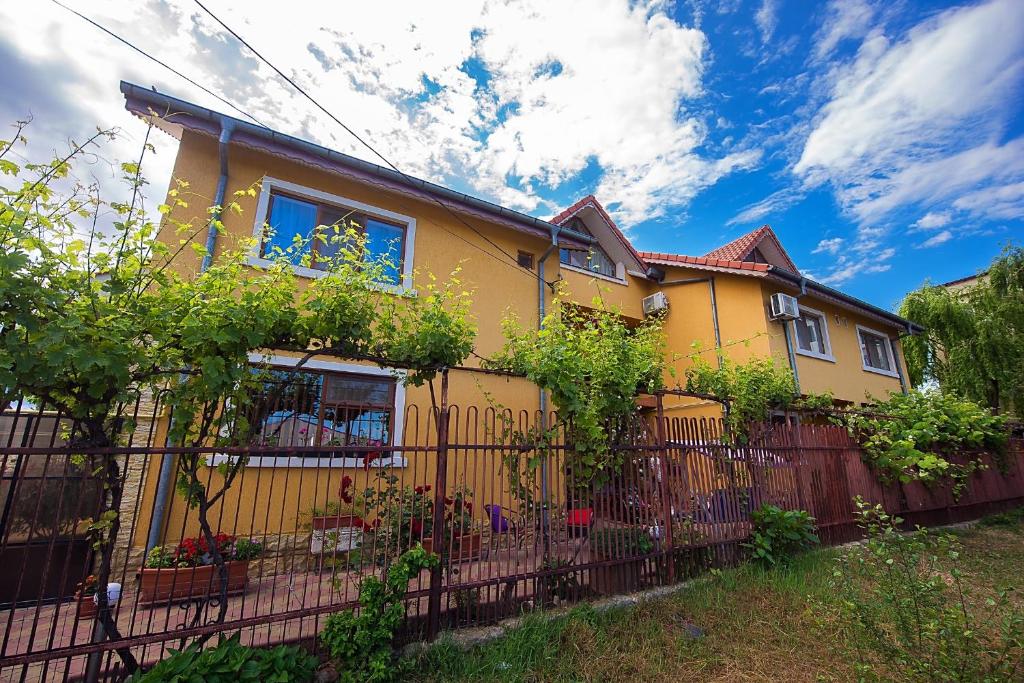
130;633;317;682
743;504;818;566
232;538;264;561
590;527;655;558
829;498;1024;681
320;545;439;682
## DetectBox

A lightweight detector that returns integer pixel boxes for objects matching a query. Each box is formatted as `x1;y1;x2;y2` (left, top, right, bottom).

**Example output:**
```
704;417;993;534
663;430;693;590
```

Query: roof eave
767;266;923;334
120;81;592;249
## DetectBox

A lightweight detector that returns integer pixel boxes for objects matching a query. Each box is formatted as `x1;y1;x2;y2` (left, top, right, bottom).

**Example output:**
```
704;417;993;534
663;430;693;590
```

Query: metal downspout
890;338;909;394
782;277;808;395
537;229;559;556
708;278;723;368
146;118;234;553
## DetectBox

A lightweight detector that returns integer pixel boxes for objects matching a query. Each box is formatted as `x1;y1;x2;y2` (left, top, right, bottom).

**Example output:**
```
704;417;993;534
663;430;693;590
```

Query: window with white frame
792;306;833;360
217;355;406;468
857;325;897;376
558;216;617;279
251;178;415;287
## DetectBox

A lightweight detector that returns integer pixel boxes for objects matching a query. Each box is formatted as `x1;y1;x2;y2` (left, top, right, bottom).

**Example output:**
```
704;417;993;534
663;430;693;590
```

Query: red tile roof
704;225;800;274
638;251;771;273
704;225;770;260
551;195;647;268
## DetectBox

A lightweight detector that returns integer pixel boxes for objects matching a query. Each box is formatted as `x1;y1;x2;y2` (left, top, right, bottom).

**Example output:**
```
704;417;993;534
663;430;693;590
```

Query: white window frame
791;304;835;362
246;177;417;294
856;324;899;378
209;353;407;469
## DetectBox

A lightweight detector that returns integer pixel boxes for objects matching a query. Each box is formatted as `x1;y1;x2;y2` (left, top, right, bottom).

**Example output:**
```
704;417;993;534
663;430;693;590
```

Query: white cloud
813;0;875;60
755;0;778;44
952;181;1024;221
0;0;752;231
795;0;1024;224
911;211;952;231
814;246;895;285
917;229;953;248
812;237;844;255
727;187;802;226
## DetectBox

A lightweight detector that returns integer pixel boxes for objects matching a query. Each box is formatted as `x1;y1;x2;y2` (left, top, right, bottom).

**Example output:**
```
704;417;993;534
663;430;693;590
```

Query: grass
407;510;1024;682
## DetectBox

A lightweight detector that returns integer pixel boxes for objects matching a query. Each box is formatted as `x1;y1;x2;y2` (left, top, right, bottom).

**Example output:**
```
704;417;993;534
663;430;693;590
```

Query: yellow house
120;82;921;556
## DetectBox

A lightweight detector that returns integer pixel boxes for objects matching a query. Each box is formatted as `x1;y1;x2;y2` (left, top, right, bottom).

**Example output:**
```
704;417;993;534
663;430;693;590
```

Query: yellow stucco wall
762;284;906;404
136;128;909;549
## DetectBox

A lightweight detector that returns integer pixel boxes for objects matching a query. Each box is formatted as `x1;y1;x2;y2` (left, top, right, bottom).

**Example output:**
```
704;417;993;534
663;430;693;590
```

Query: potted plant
362;459;434;564
138;533;262;604
589;526;654;595
73;574;98;620
305;476;365;556
422;485;482;562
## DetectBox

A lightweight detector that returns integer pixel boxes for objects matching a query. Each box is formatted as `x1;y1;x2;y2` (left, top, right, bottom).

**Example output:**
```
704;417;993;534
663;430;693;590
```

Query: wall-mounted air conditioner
769;292;800;320
642;291;669;317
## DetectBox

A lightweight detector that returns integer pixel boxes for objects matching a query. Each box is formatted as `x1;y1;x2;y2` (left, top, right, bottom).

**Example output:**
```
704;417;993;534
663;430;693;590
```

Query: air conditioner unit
642;291;669;317
769;292;800;320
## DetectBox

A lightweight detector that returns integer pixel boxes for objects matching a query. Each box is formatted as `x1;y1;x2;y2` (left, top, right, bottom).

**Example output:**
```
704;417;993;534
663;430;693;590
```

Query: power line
54;0;563;282
50;0;267;129
190;0;557;284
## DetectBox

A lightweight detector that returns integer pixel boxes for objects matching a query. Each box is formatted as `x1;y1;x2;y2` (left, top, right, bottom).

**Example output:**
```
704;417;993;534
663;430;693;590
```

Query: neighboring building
120;82;921;548
940;271;987;292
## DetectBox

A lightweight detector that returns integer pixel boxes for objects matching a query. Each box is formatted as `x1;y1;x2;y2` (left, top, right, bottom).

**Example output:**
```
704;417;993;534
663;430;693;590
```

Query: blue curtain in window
264;195;317;263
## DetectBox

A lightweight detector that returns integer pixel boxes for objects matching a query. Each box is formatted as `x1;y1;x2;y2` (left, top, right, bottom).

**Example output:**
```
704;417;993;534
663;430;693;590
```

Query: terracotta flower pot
422;532;483;562
310;514;364;555
138;560;249;605
75;592;97;620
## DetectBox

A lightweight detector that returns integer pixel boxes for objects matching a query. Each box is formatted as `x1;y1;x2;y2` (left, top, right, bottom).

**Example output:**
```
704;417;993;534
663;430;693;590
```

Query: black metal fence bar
1;384;1023;682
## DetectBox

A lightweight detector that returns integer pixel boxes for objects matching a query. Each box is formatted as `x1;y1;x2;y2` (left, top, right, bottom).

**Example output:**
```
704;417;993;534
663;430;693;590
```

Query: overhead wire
51;0;571;284
190;0;561;285
50;0;268;128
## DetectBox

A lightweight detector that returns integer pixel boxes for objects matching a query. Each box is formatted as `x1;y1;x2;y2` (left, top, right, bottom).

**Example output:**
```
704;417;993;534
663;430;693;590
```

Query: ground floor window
214;355;406;468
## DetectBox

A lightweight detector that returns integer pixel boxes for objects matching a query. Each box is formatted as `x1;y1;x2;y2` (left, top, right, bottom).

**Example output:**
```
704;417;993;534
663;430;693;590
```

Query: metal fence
1;379;1023;682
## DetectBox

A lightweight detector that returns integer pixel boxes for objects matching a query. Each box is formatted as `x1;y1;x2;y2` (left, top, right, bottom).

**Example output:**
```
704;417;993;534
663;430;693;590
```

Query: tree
899;246;1024;414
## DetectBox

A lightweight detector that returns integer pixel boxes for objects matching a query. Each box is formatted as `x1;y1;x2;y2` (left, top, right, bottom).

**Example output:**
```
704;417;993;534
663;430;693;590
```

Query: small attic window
559;215;616;278
745;247;769;264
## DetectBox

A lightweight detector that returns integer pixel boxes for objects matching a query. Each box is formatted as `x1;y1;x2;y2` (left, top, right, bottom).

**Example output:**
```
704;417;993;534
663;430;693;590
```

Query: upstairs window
559;216;616;278
857;326;897;376
792;306;832;360
261;191;405;283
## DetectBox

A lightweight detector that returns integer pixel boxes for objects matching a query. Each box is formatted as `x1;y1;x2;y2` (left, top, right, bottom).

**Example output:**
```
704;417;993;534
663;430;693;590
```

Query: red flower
362;453;379;470
444;497;454;506
340;476;354;504
410;519;423;538
464;502;473;513
413;484;432;495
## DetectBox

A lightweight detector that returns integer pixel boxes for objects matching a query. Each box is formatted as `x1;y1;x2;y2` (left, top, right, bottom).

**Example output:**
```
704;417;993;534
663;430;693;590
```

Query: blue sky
1;0;1022;311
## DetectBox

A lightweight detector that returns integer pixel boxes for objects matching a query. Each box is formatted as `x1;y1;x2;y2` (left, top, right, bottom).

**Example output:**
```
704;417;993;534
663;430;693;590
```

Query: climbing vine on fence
488;291;666;485
684;354;832;443
840;391;1008;497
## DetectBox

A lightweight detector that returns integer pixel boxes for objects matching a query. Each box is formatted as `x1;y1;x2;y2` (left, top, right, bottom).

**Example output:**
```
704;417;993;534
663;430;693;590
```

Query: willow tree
899;246;1024;414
